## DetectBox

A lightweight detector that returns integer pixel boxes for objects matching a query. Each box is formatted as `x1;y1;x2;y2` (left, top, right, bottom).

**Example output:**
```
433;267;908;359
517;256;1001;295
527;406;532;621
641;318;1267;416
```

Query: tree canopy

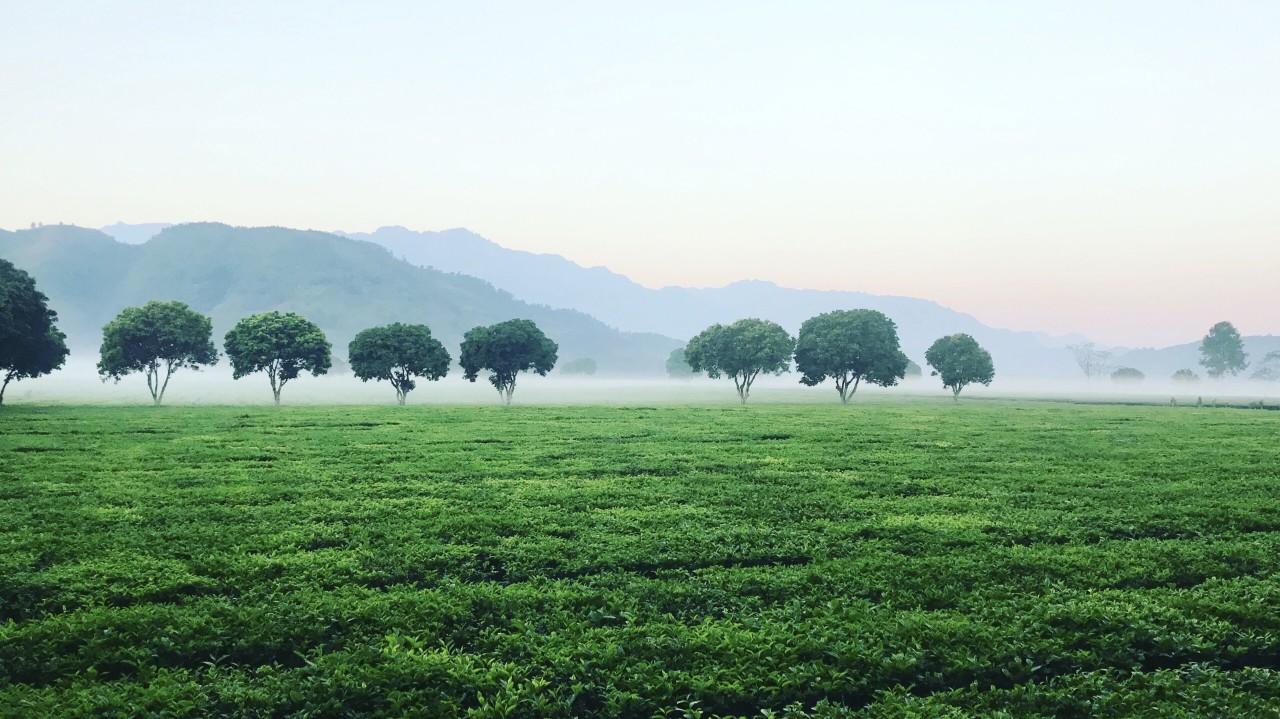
347;323;450;405
794;309;909;403
559;357;598;376
1252;351;1280;383
97;300;218;405
1198;321;1248;378
1172;368;1200;383
925;333;995;400
684;318;793;403
665;347;697;378
459;319;558;404
1110;367;1145;384
0;259;69;405
224;312;332;405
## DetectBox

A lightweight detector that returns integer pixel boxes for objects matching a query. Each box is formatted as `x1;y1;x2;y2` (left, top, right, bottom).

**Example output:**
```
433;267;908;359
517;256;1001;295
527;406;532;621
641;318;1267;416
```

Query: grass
2;401;1279;717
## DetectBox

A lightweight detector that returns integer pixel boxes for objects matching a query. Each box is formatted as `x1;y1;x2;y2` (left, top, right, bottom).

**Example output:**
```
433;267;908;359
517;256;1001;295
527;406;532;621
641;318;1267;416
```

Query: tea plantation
2;402;1279;717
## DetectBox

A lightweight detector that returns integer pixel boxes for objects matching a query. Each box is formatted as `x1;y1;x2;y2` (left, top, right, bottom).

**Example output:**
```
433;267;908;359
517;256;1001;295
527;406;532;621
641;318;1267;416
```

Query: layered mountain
342;227;1089;376
1;224;680;373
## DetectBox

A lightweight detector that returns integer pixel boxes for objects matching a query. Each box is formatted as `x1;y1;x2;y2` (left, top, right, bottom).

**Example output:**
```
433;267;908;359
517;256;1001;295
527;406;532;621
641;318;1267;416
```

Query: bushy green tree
559;357;598;376
97;300;218;405
794;309;908;403
224;312;331;405
1111;367;1145;383
0;259;69;405
665;347;696;378
684;318;793;404
1249;351;1279;383
459;319;557;404
905;359;923;379
925;333;995;400
1172;368;1200;383
1199;321;1248;378
347;323;450;405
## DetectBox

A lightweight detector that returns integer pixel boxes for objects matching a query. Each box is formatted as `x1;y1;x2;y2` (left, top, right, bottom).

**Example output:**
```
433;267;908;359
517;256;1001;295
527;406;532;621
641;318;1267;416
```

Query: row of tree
672;311;995;403
1070;321;1268;381
4;261;992;406
95;301;559;405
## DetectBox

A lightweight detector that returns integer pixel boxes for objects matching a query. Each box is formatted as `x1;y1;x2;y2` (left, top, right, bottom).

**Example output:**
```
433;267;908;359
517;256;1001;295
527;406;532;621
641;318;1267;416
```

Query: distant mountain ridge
341;226;1089;376
2;223;679;374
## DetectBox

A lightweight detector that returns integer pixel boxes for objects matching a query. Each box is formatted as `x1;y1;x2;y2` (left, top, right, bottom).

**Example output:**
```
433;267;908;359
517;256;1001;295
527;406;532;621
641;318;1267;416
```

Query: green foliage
1199;321;1249;378
559;357;598;376
904;359;922;379
459;319;558;404
347;323;450;405
223;312;332;405
97;300;217;405
685;319;794;403
1111;367;1145;383
1172;368;1200;383
3;402;1280;716
666;347;696;378
794;310;908;404
1251;351;1280;383
925;333;995;400
0;259;69;405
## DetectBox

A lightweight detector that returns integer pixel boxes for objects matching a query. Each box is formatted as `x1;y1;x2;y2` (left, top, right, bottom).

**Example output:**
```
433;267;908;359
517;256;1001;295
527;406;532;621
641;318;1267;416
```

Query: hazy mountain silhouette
100;222;172;245
0;224;679;373
342;226;1089;376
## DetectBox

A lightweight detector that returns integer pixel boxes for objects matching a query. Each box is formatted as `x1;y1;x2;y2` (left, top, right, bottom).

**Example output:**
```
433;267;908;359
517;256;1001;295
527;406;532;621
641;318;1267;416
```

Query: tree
794;309;909;404
684;318;793;404
0;260;69;405
459;319;557;404
1199;321;1248;378
1251;351;1280;383
1171;368;1200;383
224;312;331;405
925;333;995;400
665;347;697;378
905;360;923;379
1111;367;1145;383
347;323;450;405
1067;342;1112;379
559;357;598;376
97;301;218;405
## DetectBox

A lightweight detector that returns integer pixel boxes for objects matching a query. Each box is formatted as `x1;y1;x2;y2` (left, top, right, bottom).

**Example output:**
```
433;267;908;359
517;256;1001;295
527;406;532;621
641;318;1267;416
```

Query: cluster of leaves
0;259;68;404
3;402;1279;716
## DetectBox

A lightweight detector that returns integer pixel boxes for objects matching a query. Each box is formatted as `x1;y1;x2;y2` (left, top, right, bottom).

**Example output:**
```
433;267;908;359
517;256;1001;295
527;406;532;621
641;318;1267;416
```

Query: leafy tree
1249;351;1280;383
794;309;908;404
459;319;557;404
1199;321;1248;378
1171;368;1200;383
684;318;793;404
224;312;331;405
1067;342;1112;379
0;259;69;405
925;333;995;400
1111;367;1145;383
905;359;923;379
559;357;598;376
347;323;450;405
97;300;218;405
665;347;696;378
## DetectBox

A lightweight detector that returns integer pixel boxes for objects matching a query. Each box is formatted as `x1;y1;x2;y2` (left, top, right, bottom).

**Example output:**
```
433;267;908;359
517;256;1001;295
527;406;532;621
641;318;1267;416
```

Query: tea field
2;401;1279;718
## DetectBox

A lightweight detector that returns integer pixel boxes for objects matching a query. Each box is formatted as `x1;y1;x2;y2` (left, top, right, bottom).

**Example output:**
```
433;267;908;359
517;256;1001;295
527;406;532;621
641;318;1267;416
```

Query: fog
9;358;1277;409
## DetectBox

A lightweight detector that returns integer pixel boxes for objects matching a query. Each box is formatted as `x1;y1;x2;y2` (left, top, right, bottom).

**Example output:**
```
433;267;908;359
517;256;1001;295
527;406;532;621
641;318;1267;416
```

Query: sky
2;2;1278;348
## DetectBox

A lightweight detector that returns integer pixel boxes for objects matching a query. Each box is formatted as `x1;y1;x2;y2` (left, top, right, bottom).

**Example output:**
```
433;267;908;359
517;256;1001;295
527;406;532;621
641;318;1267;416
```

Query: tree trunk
396;390;406;406
0;373;10;406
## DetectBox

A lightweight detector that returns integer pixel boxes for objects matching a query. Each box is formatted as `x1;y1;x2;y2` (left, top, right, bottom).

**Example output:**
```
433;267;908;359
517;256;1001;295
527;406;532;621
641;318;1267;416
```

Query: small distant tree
925;333;994;400
97;300;218;405
904;359;923;379
684;318;793;403
665;347;697;378
347;323;450;405
1199;321;1248;378
1171;368;1200;383
459;319;557;404
559;357;598;376
793;309;908;404
1067;342;1112;379
0;260;69;405
1111;367;1145;384
224;312;332;405
1249;351;1280;383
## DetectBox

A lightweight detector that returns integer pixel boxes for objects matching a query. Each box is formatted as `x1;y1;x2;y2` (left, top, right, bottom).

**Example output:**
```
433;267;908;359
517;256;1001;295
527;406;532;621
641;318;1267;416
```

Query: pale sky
2;2;1277;347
